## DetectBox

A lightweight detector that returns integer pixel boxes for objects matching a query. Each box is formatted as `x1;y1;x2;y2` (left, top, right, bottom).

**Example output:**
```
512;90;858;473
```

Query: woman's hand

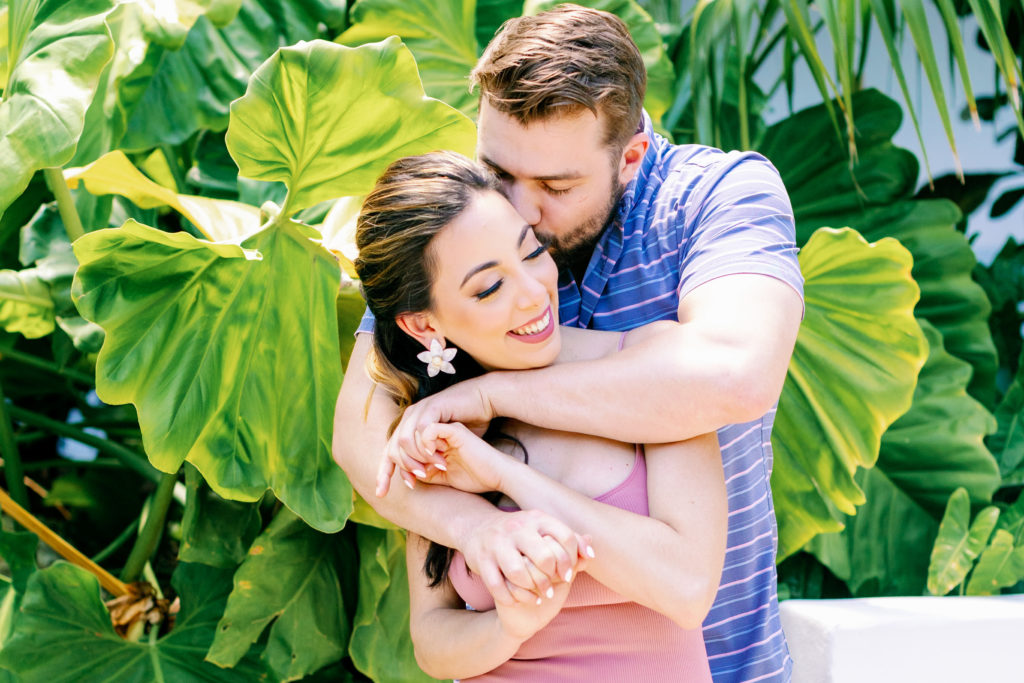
375;380;496;496
413;421;511;493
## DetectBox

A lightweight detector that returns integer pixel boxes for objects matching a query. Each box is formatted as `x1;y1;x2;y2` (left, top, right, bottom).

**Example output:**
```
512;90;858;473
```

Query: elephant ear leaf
0;561;265;681
772;227;928;559
927;487;1000;595
0;0;117;218
226;37;476;219
72;219;350;532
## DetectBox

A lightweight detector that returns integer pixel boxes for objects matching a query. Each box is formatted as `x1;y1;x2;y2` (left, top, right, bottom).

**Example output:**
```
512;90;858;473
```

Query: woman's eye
475;280;502;300
525;238;551;260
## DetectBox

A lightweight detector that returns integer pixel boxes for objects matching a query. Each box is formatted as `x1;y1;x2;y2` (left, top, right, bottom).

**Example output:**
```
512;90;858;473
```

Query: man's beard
549;177;624;278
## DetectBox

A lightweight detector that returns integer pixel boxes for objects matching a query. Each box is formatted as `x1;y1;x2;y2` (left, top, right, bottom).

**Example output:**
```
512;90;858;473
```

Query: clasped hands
376;382;592;611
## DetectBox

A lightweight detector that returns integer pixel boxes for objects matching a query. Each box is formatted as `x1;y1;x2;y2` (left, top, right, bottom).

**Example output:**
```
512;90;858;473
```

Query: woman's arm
406;531;576;680
418;423;727;629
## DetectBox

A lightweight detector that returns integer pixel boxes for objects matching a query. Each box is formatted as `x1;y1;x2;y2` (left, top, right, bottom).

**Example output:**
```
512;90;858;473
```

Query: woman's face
425;190;561;371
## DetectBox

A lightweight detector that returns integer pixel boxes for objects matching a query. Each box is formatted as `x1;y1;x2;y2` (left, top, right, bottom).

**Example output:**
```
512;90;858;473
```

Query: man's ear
395;312;441;350
618;132;650;185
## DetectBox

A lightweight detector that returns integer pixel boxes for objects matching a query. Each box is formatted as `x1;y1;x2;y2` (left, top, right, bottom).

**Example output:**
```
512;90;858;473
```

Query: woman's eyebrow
461;261;498;288
459;226;531;288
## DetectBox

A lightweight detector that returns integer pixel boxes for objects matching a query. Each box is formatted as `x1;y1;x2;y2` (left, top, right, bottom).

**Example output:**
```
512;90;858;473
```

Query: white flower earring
417;339;457;377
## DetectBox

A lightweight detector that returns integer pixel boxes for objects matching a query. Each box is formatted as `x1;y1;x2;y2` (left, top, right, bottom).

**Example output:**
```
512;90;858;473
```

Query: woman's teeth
511;310;551;336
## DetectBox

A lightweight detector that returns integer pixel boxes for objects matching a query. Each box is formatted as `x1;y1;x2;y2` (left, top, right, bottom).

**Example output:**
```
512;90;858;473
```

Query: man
334;5;803;681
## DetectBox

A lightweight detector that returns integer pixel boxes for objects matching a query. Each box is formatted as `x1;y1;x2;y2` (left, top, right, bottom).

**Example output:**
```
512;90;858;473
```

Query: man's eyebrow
480;155;582;182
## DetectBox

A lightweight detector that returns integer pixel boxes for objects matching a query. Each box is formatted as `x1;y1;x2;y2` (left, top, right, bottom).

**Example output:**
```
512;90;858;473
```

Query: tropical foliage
0;0;1022;680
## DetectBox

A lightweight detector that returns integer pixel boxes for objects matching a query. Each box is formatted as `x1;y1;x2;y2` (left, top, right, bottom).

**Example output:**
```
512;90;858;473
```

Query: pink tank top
448;448;712;682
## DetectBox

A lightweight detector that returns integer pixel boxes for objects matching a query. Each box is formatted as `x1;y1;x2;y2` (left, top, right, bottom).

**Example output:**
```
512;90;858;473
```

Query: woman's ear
395;312;441;350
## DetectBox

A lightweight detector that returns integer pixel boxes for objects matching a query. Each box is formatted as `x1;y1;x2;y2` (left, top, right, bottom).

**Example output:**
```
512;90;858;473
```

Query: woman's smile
508;307;554;342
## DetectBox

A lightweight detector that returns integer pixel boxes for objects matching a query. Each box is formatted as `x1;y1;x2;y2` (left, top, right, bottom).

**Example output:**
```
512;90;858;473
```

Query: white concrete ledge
779;595;1024;682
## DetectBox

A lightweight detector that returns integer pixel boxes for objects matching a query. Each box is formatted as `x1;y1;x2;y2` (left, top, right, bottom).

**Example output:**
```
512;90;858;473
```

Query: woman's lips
508;307;554;343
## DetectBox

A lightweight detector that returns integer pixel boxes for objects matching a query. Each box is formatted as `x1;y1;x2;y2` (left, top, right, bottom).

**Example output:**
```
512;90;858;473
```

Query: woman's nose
515;271;548;310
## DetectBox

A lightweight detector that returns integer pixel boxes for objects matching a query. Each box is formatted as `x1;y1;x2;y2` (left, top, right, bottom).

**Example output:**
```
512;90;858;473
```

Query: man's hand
376;378;496;496
462;509;594;606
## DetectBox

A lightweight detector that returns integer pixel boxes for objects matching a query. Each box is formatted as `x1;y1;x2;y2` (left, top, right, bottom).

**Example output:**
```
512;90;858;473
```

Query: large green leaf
0;266;54;338
927;487;1000;596
990;352;1024;478
0;0;117;218
772;227;927;559
807;467;937;597
0;529;38;595
524;0;675;127
877;321;999;515
338;0;480;115
0;561;267;681
965;529;1024;596
119;0;347;152
208;509;349;681
349;526;432;683
179;464;262;569
760;89;998;401
227;38;476;218
72;219;351;532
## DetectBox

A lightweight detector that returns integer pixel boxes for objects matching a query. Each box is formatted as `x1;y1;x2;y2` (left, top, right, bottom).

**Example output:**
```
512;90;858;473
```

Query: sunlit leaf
0;0;117;219
965;529;1024;595
72;219;351;532
772;227;927;559
227;38;476;218
927;487;999;595
349;526;431;682
65;150;260;242
0;267;54;338
0;561;267;681
338;0;480;115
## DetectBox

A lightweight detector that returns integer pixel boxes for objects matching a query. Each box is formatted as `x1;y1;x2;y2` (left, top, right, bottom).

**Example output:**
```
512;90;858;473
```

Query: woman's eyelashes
472;236;551;301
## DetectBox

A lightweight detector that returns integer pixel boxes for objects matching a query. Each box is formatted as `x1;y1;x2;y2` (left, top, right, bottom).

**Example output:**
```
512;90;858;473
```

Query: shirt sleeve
356;306;376;335
676;151;804;307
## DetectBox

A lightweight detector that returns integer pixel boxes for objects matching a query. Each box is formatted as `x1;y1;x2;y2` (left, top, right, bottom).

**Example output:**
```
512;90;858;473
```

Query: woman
354;151;727;681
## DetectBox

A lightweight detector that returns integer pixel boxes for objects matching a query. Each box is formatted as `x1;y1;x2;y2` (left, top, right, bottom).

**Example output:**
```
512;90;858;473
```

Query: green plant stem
0;345;95;385
6;405;160;484
91;517;140;564
42;167;85;242
0;382;29;509
21;457;122;471
121;470;178;583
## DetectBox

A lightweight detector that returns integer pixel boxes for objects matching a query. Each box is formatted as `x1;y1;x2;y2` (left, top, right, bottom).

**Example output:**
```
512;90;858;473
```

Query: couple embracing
334;5;804;682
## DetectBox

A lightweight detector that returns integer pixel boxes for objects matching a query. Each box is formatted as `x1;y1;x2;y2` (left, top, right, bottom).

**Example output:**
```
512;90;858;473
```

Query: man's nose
506;181;541;226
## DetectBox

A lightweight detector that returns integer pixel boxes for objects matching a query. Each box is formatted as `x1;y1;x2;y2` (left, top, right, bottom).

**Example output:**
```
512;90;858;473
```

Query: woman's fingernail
564;569;573;582
404;479;415;490
413;469;426;478
535;596;543;606
586;546;596;559
434;462;447;471
545;587;554;599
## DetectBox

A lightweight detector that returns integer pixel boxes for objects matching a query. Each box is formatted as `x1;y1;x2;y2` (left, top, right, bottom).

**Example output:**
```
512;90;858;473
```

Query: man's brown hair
470;4;647;152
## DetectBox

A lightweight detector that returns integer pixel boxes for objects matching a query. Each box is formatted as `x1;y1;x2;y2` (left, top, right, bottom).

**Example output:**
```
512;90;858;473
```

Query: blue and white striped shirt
559;113;802;683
